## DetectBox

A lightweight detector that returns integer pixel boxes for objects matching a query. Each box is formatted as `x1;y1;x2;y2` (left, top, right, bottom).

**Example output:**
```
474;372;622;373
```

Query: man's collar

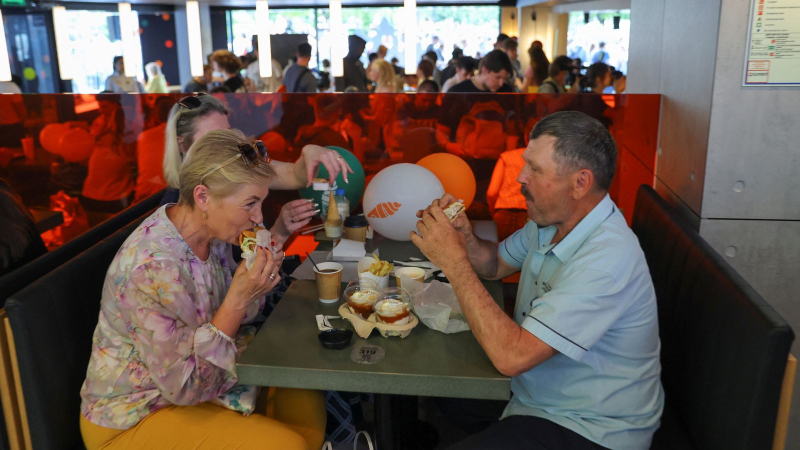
550;194;615;264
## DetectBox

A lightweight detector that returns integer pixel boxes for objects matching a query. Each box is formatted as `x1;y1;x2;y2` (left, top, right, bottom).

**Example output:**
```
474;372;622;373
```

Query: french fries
364;253;393;277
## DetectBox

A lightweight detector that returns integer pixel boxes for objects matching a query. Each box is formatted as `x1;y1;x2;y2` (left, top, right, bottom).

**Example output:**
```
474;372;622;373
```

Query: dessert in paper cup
374;288;413;325
357;254;392;290
344;278;380;320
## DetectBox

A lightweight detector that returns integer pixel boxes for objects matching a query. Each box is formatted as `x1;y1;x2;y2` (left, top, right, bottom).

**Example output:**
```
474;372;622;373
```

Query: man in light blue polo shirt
412;111;663;449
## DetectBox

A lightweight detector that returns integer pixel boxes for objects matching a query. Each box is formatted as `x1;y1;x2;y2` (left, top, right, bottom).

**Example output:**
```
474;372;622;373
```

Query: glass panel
2;12;57;93
0;93;660;248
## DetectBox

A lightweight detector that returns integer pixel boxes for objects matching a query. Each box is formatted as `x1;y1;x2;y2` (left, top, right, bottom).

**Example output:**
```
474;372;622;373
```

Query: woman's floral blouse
80;205;265;429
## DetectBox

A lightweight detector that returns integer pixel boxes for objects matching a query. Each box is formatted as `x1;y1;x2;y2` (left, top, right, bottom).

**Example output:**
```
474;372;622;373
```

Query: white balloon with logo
362;164;444;241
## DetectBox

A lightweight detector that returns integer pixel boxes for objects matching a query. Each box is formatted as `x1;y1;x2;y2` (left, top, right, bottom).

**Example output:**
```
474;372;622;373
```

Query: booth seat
631;186;794;450
5;216;148;450
0;192;161;450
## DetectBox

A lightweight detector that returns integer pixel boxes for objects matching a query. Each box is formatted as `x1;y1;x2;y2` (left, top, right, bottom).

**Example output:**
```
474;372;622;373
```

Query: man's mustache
520;185;533;201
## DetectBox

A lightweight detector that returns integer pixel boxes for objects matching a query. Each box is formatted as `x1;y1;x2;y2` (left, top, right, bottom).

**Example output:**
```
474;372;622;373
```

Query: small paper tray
338;304;418;339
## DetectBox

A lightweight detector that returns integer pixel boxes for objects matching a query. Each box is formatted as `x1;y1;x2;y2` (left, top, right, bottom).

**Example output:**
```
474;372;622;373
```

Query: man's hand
416;195;472;239
410;201;469;273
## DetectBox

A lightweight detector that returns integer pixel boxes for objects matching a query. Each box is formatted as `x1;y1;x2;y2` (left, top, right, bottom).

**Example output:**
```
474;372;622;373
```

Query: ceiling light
186;1;204;77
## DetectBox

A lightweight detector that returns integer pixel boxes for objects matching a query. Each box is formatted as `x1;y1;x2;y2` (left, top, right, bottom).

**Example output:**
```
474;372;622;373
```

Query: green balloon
298;146;365;213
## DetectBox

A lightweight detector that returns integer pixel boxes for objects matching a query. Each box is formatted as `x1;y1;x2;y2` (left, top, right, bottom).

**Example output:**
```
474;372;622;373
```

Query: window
62;9;144;93
567;10;630;74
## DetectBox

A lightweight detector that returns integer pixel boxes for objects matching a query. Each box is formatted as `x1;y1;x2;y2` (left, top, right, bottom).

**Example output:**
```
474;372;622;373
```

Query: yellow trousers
80;388;326;450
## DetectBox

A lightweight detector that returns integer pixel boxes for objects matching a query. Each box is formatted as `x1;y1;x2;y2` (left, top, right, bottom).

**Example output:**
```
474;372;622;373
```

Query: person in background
486;148;528;241
521;45;550;92
368;58;399;93
184;65;212;93
80;129;326;450
81;94;136;213
368;53;379;65
439;46;465;88
377;45;388;60
318;72;333;93
417;79;439;93
210;50;247;93
448;50;513;93
134;96;173;202
0;178;47;277
537;56;575;94
441;57;477;93
493;33;511;50
245;36;283;93
592;42;610;64
416;59;435;85
426;35;444;61
104;56;144;94
341;35;368;92
283;43;318;93
144;62;169;94
0;83;26;148
422;51;441;85
321;59;331;72
611;68;627;94
565;58;584;89
502;38;523;90
581;62;612;94
390;57;403;75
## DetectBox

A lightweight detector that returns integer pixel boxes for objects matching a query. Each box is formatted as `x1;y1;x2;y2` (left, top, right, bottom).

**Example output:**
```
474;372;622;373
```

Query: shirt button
522;312;527;317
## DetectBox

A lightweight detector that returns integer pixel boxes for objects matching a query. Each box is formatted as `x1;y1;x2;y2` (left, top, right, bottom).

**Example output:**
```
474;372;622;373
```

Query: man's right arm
464;231;518;280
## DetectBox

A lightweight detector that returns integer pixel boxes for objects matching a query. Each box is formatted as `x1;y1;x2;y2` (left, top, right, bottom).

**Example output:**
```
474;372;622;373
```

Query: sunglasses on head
177;92;210;109
200;140;271;183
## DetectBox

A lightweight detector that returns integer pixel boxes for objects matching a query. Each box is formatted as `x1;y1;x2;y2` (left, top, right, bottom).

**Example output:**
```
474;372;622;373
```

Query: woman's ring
269;273;276;280
337;156;343;160
290;217;295;223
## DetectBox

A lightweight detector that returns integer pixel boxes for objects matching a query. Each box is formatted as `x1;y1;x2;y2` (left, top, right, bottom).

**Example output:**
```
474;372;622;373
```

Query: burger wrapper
243;229;277;270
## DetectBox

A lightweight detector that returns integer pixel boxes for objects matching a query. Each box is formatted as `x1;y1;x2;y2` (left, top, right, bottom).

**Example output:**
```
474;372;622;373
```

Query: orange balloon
39;123;67;154
58;128;95;162
416;154;476;209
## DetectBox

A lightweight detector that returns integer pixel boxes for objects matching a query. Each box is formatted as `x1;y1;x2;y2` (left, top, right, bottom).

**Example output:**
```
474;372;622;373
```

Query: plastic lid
336;188;346;196
344;215;369;228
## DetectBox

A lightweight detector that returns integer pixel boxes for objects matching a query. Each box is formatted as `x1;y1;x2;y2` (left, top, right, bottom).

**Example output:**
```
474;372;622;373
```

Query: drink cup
395;267;425;289
344;215;369;242
314;262;343;303
21;137;35;161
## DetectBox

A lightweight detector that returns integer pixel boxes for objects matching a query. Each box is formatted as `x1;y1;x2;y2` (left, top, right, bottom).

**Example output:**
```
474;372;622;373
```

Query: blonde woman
162;94;353;244
80;129;326;449
367;59;399;93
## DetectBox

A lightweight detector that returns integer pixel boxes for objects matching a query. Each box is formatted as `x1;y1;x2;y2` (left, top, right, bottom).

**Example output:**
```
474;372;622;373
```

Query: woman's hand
270;199;319;245
296;145;354;187
226;248;282;311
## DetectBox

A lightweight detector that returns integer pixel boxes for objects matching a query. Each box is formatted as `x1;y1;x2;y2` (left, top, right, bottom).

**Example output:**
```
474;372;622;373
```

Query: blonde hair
179;129;275;207
163;95;229;188
370;59;397;92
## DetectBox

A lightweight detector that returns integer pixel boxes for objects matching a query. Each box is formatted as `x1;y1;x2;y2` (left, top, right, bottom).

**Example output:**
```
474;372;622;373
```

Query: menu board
743;0;800;86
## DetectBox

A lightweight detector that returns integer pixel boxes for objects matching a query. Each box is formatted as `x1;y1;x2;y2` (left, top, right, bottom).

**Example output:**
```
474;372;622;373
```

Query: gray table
237;240;511;449
237;279;511;401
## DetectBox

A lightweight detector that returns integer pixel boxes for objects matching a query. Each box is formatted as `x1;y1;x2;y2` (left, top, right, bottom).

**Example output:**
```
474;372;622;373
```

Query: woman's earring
202;210;208;220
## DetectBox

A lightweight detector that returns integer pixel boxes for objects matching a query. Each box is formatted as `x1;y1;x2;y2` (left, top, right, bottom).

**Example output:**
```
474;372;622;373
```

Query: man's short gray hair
528;111;617;191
